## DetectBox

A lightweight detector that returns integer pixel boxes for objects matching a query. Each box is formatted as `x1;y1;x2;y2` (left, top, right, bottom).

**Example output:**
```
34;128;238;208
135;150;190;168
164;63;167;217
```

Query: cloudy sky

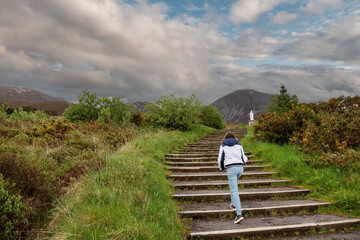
0;0;359;103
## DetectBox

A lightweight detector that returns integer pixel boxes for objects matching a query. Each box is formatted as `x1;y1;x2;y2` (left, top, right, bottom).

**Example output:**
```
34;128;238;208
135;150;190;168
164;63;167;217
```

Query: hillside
0;86;68;115
211;89;272;123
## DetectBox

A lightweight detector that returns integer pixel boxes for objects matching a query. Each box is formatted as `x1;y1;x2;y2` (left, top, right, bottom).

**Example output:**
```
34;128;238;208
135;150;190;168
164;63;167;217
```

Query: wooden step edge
172;189;311;201
167;165;271;170
179;202;331;218
168;172;279;178
171;179;291;188
189;219;360;239
165;160;263;165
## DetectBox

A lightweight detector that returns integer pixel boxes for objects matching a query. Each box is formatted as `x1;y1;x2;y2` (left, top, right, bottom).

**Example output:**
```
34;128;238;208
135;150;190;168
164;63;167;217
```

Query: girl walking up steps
217;131;248;224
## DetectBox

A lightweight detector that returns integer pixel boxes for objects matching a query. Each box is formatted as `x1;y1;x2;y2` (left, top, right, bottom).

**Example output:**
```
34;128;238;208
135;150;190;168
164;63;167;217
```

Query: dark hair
224;131;235;140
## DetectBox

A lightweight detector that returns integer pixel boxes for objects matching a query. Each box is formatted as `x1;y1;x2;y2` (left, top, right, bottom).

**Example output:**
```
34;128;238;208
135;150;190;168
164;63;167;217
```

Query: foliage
48;125;214;239
145;94;202;131
242;131;360;217
63;90;131;125
200;105;225;129
5;107;50;121
130;111;148;126
0;115;137;237
28;118;73;139
253;95;360;171
267;83;299;114
63;91;101;123
0;174;29;239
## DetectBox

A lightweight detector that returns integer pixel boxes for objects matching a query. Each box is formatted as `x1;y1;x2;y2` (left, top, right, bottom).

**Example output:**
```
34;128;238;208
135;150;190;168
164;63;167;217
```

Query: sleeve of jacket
240;145;248;163
217;145;225;171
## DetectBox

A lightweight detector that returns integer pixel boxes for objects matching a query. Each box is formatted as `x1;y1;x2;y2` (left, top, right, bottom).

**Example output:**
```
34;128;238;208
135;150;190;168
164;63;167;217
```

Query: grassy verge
47;125;214;239
242;127;360;217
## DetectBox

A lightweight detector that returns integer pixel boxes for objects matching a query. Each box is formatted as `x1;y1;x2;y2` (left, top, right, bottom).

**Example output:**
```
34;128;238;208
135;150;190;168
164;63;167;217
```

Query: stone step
179;199;331;218
173;187;310;202
176;149;219;152
182;145;222;148
171;179;291;190
165;160;263;166
167;165;271;173
166;156;255;162
165;152;253;158
166;157;217;162
188;214;360;239
266;231;360;240
168;171;279;181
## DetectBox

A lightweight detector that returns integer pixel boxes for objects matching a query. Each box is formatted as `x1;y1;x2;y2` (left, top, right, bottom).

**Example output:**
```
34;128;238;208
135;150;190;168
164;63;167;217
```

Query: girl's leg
227;167;242;216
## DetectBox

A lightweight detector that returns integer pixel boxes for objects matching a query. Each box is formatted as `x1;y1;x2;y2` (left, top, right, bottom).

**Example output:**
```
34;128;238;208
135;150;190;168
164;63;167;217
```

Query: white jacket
217;138;247;171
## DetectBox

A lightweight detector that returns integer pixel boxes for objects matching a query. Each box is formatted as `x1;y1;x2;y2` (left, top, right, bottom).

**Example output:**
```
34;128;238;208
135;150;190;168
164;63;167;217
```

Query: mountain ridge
211;89;272;123
0;86;68;115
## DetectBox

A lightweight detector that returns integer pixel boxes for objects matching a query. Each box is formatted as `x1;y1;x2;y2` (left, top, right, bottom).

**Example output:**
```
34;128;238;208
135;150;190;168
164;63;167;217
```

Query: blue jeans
226;165;243;216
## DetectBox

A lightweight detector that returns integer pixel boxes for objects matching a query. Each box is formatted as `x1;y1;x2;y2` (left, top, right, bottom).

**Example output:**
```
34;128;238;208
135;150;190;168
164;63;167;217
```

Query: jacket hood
222;138;239;146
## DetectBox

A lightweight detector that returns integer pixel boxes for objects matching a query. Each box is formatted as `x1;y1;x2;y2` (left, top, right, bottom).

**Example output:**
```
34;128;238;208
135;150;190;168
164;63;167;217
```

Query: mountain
211;89;272;123
0;86;68;115
132;101;148;111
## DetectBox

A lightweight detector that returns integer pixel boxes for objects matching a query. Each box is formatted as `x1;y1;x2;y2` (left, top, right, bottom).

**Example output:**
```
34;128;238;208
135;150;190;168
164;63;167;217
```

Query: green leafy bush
145;94;203;131
0;174;29;239
63;91;101;122
64;91;131;125
253;95;360;170
200;105;225;129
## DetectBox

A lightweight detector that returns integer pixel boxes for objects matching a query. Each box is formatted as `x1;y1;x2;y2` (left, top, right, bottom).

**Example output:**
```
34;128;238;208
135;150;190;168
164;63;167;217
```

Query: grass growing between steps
242;128;360;218
47;125;214;240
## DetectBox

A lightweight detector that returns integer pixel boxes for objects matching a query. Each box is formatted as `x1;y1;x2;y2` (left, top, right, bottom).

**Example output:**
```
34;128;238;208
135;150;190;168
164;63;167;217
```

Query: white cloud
301;0;344;15
0;0;358;104
276;16;360;64
230;0;283;24
0;0;220;100
272;11;298;25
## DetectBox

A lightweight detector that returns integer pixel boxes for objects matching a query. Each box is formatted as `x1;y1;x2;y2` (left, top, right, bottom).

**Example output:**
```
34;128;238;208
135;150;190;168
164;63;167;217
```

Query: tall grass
48;125;213;239
242;127;360;217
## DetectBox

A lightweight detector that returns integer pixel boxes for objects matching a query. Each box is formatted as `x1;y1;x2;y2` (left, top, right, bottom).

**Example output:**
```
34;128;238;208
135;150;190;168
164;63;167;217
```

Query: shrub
0;174;29;240
253;95;360;170
64;91;131;125
28;118;73;139
130;112;148;126
8;108;49;121
200;105;225;129
145;94;202;131
63;91;101;122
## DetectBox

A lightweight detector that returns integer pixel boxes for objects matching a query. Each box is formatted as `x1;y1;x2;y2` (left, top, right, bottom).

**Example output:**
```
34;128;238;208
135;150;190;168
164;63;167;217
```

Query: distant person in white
217;131;248;224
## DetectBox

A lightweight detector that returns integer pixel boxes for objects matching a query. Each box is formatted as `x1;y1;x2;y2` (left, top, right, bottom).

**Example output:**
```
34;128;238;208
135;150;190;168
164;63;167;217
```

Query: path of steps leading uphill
165;129;360;239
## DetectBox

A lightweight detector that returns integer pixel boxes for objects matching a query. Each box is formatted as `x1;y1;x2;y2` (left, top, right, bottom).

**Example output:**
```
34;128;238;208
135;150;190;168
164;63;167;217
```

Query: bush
253;95;360;170
64;91;131;125
200;105;225;129
0;174;29;239
28;118;73;139
145;94;202;131
8;108;49;121
63;91;100;122
130;112;148;126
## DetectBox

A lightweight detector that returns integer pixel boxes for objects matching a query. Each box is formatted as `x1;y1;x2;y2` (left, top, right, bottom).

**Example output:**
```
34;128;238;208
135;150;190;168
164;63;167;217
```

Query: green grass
47;125;214;239
242;127;360;217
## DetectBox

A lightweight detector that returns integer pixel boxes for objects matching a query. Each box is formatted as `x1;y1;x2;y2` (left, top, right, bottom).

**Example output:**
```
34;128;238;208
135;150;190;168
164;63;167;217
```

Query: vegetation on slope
47;126;213;239
242;128;360;217
0;92;224;238
245;85;360;217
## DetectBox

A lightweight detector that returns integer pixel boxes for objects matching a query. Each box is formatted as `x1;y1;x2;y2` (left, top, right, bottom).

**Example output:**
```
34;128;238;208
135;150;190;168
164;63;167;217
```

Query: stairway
166;129;360;239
